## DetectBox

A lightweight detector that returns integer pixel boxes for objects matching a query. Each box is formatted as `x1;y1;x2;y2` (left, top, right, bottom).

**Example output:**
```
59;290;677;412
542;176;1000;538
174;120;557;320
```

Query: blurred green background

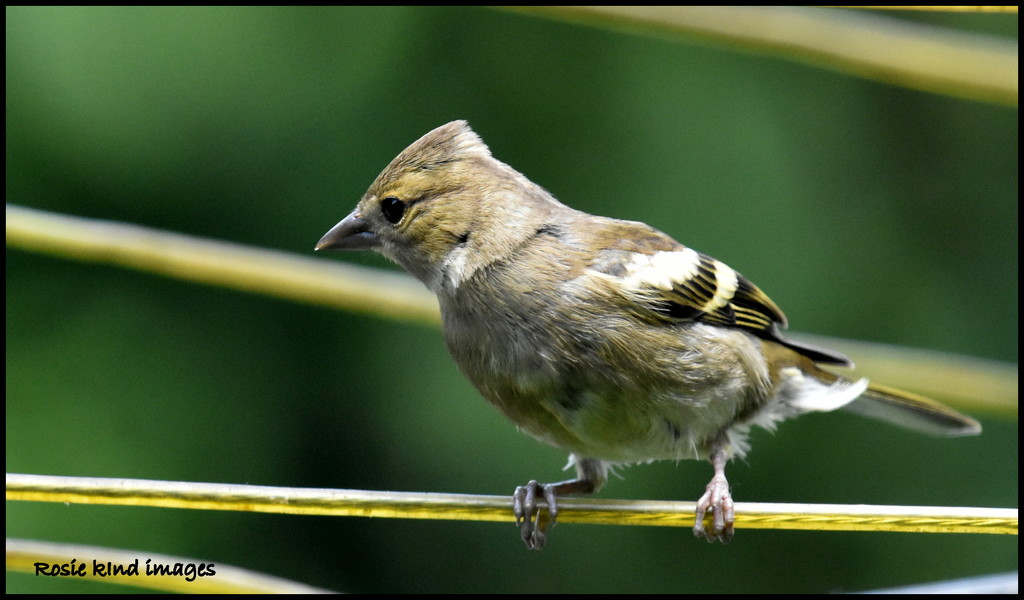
6;6;1017;594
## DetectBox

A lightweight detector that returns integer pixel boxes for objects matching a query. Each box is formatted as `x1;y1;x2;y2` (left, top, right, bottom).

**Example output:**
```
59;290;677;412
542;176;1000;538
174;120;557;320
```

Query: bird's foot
513;480;558;550
693;472;734;542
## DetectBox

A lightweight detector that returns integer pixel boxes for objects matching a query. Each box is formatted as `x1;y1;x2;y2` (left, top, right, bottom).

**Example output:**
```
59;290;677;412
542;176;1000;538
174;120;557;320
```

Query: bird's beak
315;211;378;251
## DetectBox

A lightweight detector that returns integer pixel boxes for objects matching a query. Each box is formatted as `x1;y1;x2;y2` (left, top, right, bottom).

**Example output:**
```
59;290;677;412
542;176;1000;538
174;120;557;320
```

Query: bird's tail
815;369;981;437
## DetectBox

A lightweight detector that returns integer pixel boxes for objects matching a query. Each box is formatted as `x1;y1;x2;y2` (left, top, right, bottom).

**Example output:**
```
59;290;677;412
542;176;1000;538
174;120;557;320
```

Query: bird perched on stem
316;120;981;549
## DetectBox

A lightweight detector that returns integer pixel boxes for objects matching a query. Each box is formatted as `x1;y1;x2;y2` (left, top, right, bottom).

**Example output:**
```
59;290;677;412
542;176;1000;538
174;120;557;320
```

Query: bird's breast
438;277;774;462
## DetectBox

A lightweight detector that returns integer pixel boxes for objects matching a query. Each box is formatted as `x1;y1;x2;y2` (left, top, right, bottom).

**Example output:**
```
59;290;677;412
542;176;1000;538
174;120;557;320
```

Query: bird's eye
380;196;406;224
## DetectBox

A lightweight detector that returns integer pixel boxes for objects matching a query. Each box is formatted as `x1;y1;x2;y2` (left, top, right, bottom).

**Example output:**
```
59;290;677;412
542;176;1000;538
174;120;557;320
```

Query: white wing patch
708;258;738;312
620;248;701;291
615;249;740;314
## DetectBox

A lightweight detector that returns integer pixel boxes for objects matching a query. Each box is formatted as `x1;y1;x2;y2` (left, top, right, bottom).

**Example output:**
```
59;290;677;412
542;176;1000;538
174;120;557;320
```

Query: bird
315;120;981;549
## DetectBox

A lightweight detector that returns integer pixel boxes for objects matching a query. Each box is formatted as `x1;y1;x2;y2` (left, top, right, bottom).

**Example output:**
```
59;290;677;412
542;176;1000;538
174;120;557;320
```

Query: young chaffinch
316;120;981;549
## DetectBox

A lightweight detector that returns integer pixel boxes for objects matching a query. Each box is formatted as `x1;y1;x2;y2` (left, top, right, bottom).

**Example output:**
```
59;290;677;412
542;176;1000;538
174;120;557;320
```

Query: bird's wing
584;218;850;366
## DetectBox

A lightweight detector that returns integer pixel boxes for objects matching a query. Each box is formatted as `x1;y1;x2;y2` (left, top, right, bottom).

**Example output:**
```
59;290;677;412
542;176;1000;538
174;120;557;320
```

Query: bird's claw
513;480;558;550
693;473;734;543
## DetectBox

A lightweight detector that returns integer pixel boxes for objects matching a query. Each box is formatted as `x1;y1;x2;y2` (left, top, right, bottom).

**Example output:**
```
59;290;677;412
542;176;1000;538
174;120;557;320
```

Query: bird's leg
693;445;735;543
512;456;607;550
